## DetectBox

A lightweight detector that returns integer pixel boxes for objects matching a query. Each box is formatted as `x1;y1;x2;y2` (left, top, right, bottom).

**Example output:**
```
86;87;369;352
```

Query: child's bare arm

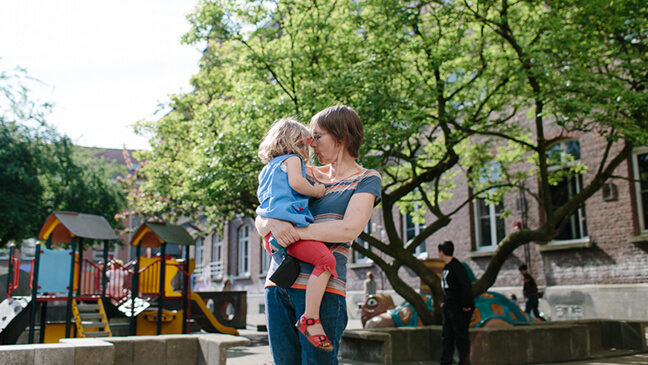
285;156;326;198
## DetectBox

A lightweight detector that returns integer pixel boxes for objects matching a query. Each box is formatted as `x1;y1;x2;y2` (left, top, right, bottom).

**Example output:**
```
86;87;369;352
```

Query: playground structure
0;212;242;345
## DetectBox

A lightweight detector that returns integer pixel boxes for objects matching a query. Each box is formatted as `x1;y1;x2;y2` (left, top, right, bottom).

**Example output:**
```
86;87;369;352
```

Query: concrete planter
340;320;648;365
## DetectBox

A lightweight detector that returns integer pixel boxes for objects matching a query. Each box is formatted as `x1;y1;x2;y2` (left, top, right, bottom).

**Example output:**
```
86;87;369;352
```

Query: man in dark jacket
438;241;474;365
519;264;546;321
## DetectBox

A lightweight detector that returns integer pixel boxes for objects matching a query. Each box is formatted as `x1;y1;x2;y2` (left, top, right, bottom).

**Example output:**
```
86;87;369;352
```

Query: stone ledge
342;323;593;365
0;334;250;365
340;329;393;365
547;319;648;352
198;333;251;365
59;338;114;365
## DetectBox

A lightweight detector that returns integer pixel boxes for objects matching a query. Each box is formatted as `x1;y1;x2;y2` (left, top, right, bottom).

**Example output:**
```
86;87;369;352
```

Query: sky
0;0;204;151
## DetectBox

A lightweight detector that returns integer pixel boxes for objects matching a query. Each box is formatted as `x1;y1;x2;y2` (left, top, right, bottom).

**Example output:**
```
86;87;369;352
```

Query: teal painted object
463;263;531;328
387;294;434;327
386;263;531;328
472;290;531;327
38;248;73;294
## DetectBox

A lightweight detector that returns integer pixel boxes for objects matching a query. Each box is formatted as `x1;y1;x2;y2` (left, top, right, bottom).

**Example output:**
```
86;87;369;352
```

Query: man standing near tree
519;264;546;321
438;241;474;365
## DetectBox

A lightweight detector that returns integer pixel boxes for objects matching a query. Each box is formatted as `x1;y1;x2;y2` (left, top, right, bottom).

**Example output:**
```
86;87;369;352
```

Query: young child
256;118;337;352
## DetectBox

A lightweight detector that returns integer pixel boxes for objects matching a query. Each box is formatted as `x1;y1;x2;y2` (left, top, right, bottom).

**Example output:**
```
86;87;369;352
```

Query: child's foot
295;315;333;352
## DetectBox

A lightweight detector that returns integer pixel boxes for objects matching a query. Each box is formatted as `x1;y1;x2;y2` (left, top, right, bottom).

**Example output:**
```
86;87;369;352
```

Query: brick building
183;127;648;324
86;138;647;324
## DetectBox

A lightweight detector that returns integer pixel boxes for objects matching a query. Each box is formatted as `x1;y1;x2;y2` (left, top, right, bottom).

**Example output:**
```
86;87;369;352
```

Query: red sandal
295;315;334;352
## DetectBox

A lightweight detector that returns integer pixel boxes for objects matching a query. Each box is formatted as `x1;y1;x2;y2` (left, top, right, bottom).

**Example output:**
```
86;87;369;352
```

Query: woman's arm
254;215;300;247
296;192;376;243
285;156;326;198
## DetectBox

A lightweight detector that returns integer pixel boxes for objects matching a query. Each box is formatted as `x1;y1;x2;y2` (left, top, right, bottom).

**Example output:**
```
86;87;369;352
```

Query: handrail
8;257;20;295
138;257;190;297
80;258;103;296
29;259;34;290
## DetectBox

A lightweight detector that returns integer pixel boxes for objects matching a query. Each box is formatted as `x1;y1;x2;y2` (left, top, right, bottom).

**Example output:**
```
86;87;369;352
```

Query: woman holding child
255;105;381;364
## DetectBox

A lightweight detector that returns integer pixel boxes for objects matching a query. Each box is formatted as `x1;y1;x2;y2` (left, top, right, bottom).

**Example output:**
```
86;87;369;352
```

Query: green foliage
131;0;648;324
0;67;127;248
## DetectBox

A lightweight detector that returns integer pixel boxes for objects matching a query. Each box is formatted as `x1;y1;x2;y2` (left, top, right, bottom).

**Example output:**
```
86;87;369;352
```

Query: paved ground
227;320;648;365
546;353;648;365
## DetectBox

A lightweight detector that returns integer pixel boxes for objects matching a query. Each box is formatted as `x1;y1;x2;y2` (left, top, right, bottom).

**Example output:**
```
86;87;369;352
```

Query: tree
0;67;127;248
132;0;648;324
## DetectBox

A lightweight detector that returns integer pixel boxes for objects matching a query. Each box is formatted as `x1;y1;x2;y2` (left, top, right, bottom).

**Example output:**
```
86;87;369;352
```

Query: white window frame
237;225;250;276
211;232;224;280
260;237;271;275
632;146;648;235
195;237;204;268
471;160;506;252
354;222;373;264
403;205;426;257
474;198;505;250
547;140;589;245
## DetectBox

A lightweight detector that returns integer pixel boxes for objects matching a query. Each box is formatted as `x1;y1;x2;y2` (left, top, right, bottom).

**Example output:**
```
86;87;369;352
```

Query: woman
255;105;381;364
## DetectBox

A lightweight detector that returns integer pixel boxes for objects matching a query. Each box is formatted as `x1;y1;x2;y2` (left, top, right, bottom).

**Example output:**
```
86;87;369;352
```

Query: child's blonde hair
258;118;311;164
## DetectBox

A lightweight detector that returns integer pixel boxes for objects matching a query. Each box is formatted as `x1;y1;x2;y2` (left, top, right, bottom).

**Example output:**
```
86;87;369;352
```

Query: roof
38;211;118;243
88;147;139;166
130;221;195;248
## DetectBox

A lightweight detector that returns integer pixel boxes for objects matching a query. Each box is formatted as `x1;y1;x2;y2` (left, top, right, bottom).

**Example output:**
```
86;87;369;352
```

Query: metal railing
192;261;224;284
209;261;224;280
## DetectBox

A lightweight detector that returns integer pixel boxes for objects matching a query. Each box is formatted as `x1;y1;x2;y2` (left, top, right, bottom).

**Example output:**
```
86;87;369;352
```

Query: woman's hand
313;183;326;198
295;192;376;243
255;216;300;247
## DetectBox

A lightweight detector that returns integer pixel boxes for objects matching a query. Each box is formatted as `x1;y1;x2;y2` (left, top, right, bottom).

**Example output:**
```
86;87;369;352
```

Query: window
237;225;250;275
548;140;588;242
195;237;204;268
192;237;206;286
353;222;372;263
474;198;506;249
632;147;648;234
212;232;222;263
210;232;224;280
472;161;506;250
403;207;426;256
260;237;271;274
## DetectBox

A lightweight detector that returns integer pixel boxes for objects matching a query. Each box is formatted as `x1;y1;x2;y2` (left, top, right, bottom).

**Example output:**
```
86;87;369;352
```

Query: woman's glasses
308;132;328;144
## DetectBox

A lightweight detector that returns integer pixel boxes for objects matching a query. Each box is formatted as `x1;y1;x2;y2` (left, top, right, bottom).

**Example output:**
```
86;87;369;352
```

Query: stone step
79;313;104;320
82;322;108;329
77;303;101;312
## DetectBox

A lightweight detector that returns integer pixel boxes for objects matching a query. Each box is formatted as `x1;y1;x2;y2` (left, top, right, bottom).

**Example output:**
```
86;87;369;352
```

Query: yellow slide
190;292;239;336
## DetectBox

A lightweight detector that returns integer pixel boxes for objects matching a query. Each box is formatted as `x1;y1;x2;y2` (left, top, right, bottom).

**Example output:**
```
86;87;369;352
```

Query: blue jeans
265;286;348;365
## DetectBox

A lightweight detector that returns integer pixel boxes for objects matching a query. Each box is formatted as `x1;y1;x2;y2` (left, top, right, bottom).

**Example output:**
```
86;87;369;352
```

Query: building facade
77;142;647;325
179;132;648;324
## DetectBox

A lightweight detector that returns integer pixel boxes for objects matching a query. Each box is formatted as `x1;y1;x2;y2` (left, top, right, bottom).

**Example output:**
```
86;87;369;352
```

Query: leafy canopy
132;0;648;324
